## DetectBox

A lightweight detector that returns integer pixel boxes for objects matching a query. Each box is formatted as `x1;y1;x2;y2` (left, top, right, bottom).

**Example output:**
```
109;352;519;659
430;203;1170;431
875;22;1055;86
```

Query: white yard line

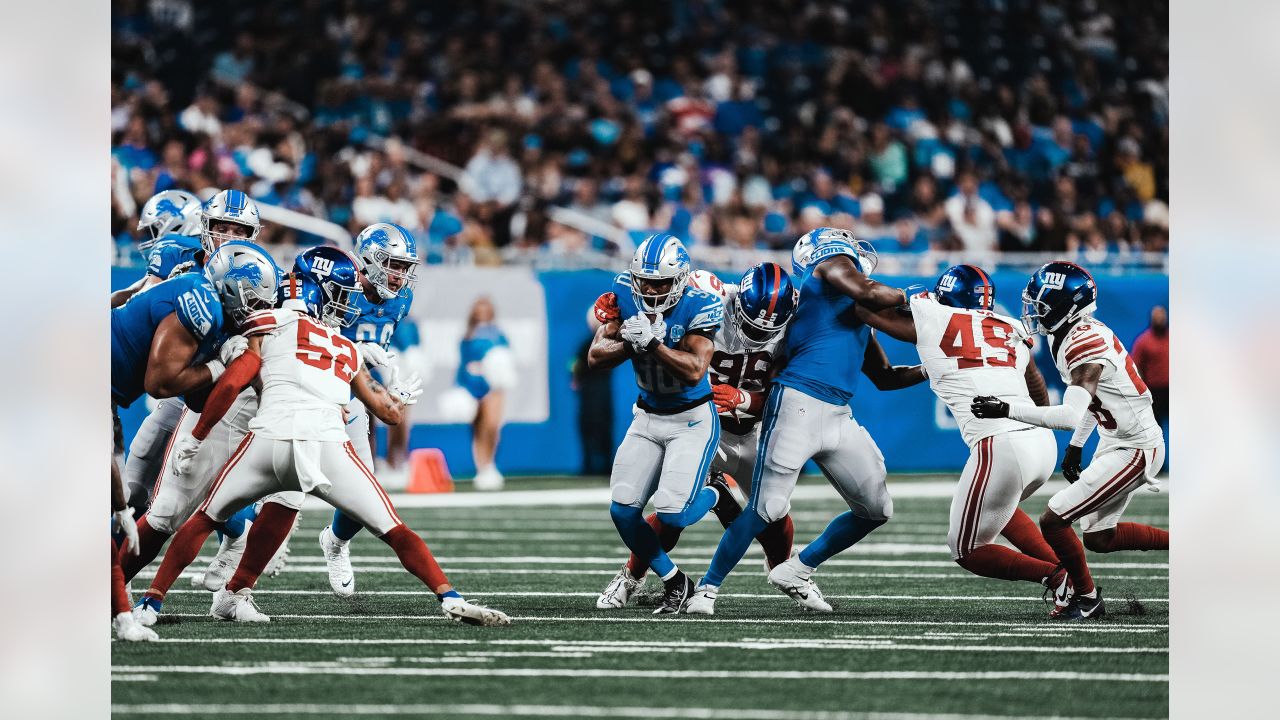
155;555;1169;569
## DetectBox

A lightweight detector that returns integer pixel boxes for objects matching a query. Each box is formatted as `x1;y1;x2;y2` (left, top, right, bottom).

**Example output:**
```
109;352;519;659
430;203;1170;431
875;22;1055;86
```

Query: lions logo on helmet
355;223;420;300
934;265;996;311
201;189;262;255
1021;261;1098;335
291;246;363;328
734;262;798;350
629;233;692;313
792;227;877;277
138;189;202;251
204;240;281;325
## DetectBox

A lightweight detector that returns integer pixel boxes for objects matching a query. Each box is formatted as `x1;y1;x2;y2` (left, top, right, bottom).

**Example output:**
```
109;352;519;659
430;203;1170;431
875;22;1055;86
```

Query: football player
593;263;799;610
690;228;923;614
587;233;726;614
855;265;1070;602
972;261;1168;619
111;189;203;309
135;249;506;626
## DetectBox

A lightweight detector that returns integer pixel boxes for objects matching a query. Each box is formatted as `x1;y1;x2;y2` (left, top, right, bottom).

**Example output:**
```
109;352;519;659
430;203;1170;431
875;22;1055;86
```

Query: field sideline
112;475;1169;719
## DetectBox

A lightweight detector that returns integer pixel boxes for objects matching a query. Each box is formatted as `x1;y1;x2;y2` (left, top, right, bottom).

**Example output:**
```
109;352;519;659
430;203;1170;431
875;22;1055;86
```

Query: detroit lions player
689;227;923;614
316;223;421;597
594;263;800;609
111;189;203;309
587;234;726;614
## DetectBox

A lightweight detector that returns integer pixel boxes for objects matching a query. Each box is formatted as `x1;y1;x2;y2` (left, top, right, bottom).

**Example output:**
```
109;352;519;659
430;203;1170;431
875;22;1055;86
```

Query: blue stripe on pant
658;403;720;529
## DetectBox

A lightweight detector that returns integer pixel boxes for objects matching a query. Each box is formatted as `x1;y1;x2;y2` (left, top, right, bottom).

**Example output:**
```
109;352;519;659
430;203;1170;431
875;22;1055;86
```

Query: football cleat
319;525;356;597
596;564;644;609
199;527;249;592
1063;588;1107;621
113;612;158;642
132;597;161;627
684;584;718;615
210;587;271;623
653;571;694;615
264;510;302;577
441;596;512;626
1042;565;1074;614
706;471;742;526
767;555;833;612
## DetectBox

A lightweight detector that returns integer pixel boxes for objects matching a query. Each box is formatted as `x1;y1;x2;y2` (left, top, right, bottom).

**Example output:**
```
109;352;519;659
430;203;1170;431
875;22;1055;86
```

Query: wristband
205;359;226;384
641;336;661;354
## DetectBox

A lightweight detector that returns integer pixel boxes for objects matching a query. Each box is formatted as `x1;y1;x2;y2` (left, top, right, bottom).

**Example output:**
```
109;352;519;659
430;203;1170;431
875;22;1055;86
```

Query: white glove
387;366;423;406
114;507;140;556
218;335;249;365
650;316;667;343
620;315;657;354
172;436;202;476
358;342;397;370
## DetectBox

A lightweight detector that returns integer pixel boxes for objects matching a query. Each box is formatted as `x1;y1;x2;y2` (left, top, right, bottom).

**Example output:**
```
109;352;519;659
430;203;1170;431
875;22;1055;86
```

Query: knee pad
146;511;177;536
756;492;791;524
258;491;305;511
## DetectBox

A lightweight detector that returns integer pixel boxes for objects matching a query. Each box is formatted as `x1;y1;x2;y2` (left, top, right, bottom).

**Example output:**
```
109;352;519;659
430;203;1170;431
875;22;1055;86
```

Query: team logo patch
311;256;335;278
1042;271;1067;289
937;274;957;292
669;324;686;343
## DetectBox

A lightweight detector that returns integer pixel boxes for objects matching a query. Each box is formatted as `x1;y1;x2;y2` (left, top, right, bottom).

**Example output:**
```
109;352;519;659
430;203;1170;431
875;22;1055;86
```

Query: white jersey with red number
910;292;1033;447
240;308;363;441
1052;317;1162;450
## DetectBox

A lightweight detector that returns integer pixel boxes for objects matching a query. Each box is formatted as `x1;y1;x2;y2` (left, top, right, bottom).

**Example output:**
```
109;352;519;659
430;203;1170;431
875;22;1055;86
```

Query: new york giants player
317;222;420;597
972;261;1168;619
587;233;725;614
593;264;799;610
856;265;1071;603
137;250;505;626
691;228;923;613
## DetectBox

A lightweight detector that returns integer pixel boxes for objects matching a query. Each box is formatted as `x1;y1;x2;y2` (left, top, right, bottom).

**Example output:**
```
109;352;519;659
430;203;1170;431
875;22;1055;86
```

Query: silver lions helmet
354;222;420;300
200;189;262;255
137;189;202;251
204;240;280;325
629;233;691;314
792;227;877;277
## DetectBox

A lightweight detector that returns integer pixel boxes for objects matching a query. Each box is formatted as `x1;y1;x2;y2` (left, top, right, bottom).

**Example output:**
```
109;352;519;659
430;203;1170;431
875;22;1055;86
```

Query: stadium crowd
111;0;1168;269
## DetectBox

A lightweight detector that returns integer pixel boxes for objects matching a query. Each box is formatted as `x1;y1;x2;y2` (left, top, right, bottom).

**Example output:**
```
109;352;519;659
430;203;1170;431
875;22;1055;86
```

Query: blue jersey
774;257;871;406
613;273;723;411
146;234;203;280
110;273;226;408
342;288;414;349
457;324;509;399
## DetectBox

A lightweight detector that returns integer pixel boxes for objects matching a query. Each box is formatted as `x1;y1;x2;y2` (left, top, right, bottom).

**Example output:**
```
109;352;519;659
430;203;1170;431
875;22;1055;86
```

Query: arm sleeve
1069;410;1099;447
1006;384;1093;431
191;352;262;441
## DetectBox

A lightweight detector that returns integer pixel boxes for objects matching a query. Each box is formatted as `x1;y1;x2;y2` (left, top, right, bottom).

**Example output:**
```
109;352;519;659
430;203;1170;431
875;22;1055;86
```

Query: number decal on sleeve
1113;337;1149;394
1089;396;1118;430
939;314;1016;369
296;318;360;382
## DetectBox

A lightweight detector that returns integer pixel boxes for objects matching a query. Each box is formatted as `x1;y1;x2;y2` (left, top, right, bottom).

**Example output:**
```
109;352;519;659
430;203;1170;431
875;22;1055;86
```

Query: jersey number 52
296;318;359;382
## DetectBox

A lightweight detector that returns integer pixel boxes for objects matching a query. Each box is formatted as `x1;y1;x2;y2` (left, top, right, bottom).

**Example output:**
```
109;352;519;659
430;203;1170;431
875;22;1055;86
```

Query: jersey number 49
939;314;1017;369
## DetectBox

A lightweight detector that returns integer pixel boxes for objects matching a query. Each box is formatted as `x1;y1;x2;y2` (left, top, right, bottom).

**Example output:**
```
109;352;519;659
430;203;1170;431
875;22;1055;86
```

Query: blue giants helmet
734;262;798;349
629;233;691;313
289;246;363;328
1021;261;1098;335
204;240;281;325
935;264;996;311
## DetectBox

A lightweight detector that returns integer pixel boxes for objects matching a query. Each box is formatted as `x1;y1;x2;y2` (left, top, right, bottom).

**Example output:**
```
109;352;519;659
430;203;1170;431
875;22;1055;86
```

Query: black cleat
707;471;742;526
653;571;693;615
1059;587;1107;621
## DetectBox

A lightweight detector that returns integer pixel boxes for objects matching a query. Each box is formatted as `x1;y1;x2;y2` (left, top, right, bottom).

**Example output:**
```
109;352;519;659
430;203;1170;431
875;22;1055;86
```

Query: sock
1041;522;1095;596
1098;523;1169;552
1000;508;1059;564
701;508;768;587
798;511;887;568
625;514;682;580
756;515;795;569
656;485;719;529
610;502;676;579
110;537;132;616
380;524;450;593
145;511;219;602
956;544;1059;583
226;503;299;593
332;509;364;542
219;503;259;540
438;589;462;602
119;514;170;582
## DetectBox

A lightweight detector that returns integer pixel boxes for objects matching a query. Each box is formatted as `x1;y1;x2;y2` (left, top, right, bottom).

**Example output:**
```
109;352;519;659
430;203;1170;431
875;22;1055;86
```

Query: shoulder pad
174;277;220;340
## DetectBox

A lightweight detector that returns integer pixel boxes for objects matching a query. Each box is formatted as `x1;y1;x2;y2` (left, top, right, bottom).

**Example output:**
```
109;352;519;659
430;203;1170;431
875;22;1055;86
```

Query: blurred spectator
945;173;997;253
1131;306;1170;430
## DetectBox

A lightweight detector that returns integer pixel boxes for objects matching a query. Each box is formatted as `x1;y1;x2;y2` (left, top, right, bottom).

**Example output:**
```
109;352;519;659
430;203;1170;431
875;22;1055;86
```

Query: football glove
620;315;659;354
114;507;140;556
172;436;202;476
712;384;747;414
358;342;397;370
218;335;249;365
970;395;1010;419
593;292;620;325
1062;445;1083;483
387;366;423;406
650;316;667;343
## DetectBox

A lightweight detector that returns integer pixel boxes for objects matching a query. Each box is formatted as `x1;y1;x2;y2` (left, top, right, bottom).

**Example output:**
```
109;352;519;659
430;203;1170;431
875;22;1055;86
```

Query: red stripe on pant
1062;449;1145;521
345;442;403;527
198;432;256;515
149;407;189;503
957;438;992;558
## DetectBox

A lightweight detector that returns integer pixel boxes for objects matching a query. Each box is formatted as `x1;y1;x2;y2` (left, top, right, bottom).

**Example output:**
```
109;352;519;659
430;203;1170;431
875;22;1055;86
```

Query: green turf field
111;475;1168;720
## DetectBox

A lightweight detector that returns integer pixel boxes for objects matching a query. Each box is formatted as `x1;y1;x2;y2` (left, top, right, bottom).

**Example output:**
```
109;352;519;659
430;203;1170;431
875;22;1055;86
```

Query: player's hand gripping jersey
612;272;723;411
1052;319;1162;449
910;291;1034;447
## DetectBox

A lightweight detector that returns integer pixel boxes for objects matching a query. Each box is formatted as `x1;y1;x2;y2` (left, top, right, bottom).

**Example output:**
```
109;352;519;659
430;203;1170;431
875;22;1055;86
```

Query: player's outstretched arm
860;334;927;390
587;320;629;370
814;255;906;311
1024;361;1051;406
653;330;715;386
972;362;1103;429
854;303;917;344
110;277;150;308
144;313;224;398
353;366;413;426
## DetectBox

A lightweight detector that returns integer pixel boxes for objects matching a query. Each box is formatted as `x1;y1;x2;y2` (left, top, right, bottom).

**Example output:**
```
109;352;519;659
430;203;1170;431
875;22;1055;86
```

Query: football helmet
138;189;202;250
289;246;363;328
201;189;262;255
1021;261;1098;335
934;264;996;311
791;227;877;277
354;223;420;300
733;262;797;350
204;241;281;325
629;233;691;313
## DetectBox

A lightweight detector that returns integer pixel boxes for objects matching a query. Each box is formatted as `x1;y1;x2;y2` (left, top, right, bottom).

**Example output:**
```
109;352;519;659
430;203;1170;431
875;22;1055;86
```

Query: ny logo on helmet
937;274;957;292
1042;272;1067;289
311;256;334;278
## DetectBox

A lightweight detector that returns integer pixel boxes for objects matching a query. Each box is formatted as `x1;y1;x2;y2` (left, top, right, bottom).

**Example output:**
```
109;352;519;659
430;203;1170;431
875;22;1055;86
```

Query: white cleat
113;612;158;642
210;587;271;623
441;596;511;626
199;526;249;592
264;511;301;578
319;525;355;597
684;584;718;615
767;555;833;612
596;564;644;609
132;601;159;627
